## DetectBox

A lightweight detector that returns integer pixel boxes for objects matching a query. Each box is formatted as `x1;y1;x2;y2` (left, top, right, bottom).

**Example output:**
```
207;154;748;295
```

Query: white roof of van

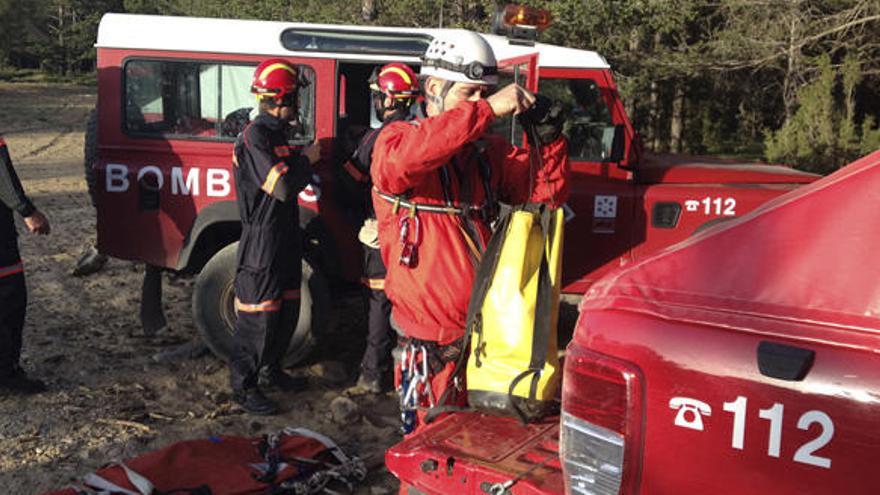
96;13;609;69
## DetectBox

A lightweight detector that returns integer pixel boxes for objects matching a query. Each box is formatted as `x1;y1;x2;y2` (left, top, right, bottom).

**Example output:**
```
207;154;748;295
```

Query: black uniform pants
0;271;26;377
228;225;302;392
360;245;394;382
0;210;25;377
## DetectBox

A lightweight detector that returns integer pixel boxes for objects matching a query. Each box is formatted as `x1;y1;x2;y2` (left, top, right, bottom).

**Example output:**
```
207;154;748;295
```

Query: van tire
192;242;327;367
84;108;98;207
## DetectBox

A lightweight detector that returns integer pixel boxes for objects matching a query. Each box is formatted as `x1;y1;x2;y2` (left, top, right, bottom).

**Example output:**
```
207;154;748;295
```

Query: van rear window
281;29;430;56
123;59;315;143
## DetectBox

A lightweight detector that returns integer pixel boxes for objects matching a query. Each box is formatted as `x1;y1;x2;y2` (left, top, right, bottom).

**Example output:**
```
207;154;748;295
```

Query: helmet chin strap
428;80;455;113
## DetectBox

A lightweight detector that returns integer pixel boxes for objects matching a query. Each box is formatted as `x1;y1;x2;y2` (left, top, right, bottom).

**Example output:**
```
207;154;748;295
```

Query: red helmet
369;63;419;100
251;58;299;104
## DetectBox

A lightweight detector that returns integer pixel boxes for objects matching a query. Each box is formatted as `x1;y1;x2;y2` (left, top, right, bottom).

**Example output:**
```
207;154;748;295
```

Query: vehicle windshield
489;74;616;162
540;78;615;162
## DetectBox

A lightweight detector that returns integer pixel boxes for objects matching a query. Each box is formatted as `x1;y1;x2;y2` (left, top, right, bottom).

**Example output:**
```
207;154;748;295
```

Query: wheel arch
177;201;343;277
176;201;241;273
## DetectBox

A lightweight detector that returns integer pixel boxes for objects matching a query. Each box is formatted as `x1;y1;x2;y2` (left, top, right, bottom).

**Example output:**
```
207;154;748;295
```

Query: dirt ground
0;83;401;494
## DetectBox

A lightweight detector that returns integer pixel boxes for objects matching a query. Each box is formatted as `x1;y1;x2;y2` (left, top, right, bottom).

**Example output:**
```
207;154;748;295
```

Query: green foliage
0;0;877;172
861;116;880;156
765;54;871;173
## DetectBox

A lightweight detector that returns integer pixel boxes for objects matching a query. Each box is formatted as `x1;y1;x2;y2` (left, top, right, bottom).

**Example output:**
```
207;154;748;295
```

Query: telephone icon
669;397;712;431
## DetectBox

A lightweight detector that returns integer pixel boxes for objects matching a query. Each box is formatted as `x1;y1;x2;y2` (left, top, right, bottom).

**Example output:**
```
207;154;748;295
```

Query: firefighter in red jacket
370;32;570;432
228;59;321;415
0;135;50;394
345;63;420;394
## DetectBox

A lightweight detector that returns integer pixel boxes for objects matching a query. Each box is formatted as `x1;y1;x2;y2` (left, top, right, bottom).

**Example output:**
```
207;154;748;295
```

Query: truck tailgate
585;310;880;495
386;412;563;495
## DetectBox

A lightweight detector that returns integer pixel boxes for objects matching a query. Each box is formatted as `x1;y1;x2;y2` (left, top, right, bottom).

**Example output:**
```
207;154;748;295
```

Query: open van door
492;53;539;146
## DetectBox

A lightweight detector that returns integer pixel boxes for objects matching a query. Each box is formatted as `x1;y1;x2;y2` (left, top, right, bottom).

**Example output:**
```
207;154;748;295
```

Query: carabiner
398;215;422;267
400;345;409;374
407;344;417;379
418;346;429;382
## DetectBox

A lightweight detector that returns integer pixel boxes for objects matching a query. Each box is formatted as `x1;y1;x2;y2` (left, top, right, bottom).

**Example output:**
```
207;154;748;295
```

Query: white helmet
420;31;498;85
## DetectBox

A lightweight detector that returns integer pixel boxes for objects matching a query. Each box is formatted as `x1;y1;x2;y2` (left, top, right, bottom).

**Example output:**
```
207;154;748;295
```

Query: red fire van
89;11;816;362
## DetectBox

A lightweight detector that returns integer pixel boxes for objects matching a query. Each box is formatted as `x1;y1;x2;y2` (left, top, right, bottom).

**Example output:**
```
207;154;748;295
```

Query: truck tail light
560;343;643;495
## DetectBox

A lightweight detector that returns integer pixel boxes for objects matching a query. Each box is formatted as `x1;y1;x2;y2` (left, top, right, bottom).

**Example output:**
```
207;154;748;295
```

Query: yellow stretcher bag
465;203;563;422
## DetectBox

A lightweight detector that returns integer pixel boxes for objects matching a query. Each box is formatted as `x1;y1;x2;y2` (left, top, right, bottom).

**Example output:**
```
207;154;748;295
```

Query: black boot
0;367;46;395
258;367;308;392
233;387;279;415
345;374;384;395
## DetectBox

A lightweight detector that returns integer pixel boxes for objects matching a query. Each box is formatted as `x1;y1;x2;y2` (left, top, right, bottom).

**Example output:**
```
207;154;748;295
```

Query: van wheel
83;108;98;207
192;242;328;366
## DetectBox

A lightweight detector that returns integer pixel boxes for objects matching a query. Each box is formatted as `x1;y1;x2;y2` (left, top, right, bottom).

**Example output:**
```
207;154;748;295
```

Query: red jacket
371;99;569;345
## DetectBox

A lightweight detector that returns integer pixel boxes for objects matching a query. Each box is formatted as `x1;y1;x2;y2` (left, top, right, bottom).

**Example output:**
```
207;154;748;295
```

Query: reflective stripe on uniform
261;162;289;195
361;277;385;290
235;297;281;313
274;145;291;157
0;262;24;279
344;162;368;183
282;289;301;300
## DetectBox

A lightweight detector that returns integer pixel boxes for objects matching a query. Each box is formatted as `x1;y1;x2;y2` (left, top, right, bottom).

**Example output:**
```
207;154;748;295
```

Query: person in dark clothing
0;135;50;394
344;63;420;395
228;59;321;415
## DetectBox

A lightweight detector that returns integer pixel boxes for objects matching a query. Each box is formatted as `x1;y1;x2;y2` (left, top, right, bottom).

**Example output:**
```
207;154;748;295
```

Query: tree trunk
624;26;641;120
670;82;684;153
782;0;803;123
648;32;663;152
361;0;377;21
649;80;661;152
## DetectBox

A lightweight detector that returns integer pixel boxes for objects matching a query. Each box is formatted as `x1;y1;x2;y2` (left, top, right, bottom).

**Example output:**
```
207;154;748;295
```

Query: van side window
123;59;315;143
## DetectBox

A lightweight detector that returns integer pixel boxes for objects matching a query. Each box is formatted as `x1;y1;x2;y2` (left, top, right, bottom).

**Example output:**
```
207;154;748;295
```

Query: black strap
423;208;513;425
473;141;498;223
423;404;472;423
438;165;453;206
507;204;555;424
452;155;485;254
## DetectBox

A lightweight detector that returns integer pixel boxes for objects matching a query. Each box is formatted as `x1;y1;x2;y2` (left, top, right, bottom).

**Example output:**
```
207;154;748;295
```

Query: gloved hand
517;94;567;146
358;218;380;249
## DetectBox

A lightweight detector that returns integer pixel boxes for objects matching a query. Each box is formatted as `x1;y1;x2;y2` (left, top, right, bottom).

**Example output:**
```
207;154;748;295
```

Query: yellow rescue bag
465;203;563;422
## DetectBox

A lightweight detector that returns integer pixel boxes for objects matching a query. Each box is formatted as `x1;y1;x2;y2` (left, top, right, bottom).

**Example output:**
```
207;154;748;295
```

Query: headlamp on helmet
419;31;499;86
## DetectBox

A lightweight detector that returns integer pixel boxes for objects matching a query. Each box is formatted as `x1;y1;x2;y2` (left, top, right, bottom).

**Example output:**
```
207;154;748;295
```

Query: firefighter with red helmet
344;63;421;395
0;135;50;394
227;58;321;415
370;32;569;432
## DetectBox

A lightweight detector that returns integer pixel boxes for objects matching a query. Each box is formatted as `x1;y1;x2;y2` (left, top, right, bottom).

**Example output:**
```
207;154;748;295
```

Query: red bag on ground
43;427;366;495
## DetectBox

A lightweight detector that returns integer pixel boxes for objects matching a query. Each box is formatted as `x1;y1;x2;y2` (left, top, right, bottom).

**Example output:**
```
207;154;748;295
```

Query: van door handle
757;341;815;381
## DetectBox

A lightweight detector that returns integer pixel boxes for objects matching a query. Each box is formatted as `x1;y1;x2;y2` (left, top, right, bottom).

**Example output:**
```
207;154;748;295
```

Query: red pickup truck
387;149;880;494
